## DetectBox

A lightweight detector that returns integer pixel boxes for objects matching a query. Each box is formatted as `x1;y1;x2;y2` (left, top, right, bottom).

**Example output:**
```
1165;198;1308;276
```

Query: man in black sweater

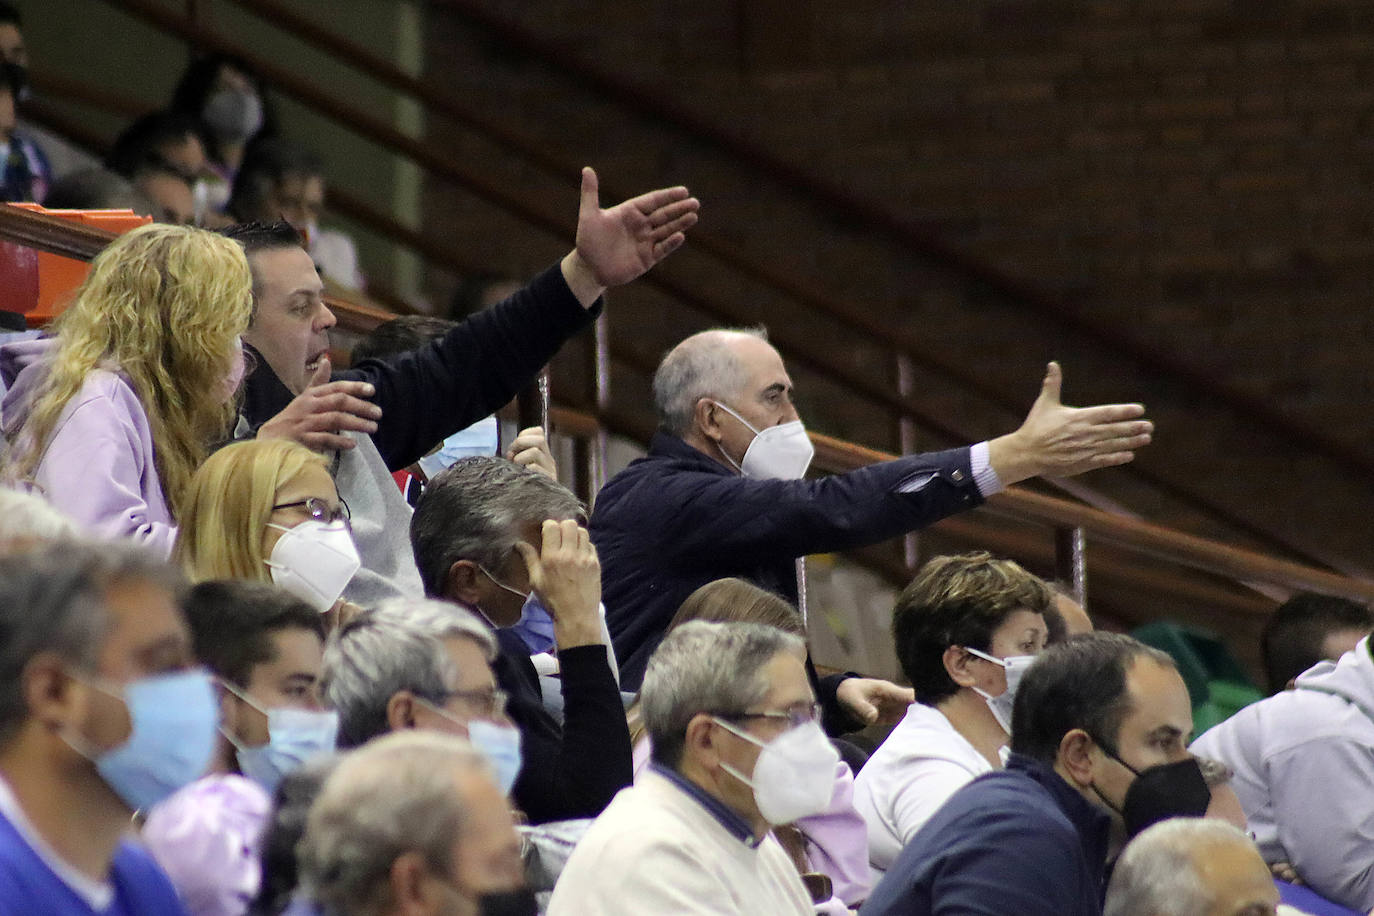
410;457;632;823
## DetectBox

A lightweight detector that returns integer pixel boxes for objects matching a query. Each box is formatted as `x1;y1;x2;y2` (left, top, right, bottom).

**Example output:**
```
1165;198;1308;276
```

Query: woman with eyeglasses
175;438;360;617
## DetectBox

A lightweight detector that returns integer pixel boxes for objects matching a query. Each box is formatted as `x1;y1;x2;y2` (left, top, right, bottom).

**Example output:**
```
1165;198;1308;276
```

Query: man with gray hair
297;730;533;916
410;458;632;824
1105;819;1279;916
0;542;215;915
592;328;1154;706
548;621;834;915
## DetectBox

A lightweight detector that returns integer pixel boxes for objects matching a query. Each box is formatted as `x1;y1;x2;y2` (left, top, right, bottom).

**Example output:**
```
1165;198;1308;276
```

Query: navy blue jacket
860;754;1112;916
241;262;599;471
591;432;983;690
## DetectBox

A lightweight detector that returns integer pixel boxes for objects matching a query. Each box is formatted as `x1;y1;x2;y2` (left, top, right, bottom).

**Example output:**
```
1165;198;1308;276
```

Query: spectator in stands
232;167;696;607
1190;633;1374;912
107;111;209;224
228;138;362;290
142;581;334;916
853;552;1051;876
130;159;196;226
862;633;1209;916
174;439;360;617
349;315;552;506
1104;819;1279;916
247;754;338;916
1259;592;1373;694
0;2;98;182
548;621;830;914
297;731;531;916
0;543;217;914
623;577;871;912
42;167;153;214
322;600;528;803
1045;580;1093;644
171;54;275;213
0;58;46;202
410;462;631;822
1;224;252;554
591;328;1153;704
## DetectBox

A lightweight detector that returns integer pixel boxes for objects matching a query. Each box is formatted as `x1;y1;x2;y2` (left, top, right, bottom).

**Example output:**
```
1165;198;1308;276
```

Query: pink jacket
2;338;176;555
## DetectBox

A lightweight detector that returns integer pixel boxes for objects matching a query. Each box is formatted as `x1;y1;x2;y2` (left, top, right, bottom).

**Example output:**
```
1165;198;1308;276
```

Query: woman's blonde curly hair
11;223;253;520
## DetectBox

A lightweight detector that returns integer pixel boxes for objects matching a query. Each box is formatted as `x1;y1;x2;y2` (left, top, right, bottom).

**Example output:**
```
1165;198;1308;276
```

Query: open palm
574;167;700;288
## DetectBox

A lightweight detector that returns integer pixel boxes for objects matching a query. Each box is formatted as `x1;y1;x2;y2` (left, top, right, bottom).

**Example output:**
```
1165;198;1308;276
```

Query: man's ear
387;850;433;914
22;652;82;732
1058;728;1098;788
683;712;723;770
694;398;724;443
386;691;418;732
942;646;979;688
444;559;483;606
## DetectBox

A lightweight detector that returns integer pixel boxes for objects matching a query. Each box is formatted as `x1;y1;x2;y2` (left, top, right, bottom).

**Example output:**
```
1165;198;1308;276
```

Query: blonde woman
175;438;359;614
1;224;252;555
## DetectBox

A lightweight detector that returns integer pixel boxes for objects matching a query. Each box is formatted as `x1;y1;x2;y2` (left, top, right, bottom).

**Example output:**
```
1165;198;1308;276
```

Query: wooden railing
65;0;1364;580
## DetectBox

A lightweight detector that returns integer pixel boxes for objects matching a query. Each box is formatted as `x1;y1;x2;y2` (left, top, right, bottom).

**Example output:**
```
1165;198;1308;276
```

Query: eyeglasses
442;687;509;720
271;497;351;525
716;702;822;730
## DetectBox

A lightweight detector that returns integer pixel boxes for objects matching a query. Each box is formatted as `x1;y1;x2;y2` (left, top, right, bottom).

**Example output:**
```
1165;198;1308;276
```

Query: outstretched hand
836;677;915;727
561;167;699;307
987;362;1152;486
256;358;382;454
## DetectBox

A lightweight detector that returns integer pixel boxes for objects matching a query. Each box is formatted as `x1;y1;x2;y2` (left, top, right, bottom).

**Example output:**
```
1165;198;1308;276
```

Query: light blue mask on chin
233;707;340;796
65;669;219;812
419;416;500;479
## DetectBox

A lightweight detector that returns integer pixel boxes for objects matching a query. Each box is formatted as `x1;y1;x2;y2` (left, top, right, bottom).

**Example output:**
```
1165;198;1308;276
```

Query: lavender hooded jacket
1;336;176;556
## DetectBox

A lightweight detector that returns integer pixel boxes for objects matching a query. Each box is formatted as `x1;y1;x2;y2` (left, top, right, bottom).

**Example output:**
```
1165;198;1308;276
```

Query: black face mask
478;888;539;916
1093;742;1211;838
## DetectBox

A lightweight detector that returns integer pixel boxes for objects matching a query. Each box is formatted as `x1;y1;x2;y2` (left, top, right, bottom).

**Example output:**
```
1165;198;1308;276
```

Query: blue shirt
861;753;1111;916
0;807;186;915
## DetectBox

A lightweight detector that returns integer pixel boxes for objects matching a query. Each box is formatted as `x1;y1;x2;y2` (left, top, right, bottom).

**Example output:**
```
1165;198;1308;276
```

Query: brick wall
421;0;1374;573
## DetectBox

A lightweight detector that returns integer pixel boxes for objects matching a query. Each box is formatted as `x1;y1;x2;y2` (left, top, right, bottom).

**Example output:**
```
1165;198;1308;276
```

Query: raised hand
988;362;1153;486
507;425;557;479
255;357;382;453
560;167;700;306
514;519;602;650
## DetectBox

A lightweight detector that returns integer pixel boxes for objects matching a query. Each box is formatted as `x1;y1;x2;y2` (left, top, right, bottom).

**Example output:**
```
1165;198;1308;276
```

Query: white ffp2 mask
265;520;360;613
711;401;814;481
713;718;838;824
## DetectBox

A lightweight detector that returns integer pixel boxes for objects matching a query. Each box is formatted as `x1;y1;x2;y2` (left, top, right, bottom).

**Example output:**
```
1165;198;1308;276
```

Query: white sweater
546;769;813;916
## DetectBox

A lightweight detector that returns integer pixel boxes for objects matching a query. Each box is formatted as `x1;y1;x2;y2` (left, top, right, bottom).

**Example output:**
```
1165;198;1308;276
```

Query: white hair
651;328;767;436
297;731;492;916
1105;818;1261;916
0;488;81;546
322;598;496;748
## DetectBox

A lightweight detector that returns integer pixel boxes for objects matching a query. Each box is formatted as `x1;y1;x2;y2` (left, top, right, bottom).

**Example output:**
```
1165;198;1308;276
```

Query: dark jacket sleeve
506;644;633;824
645;447;980;568
339;263;599;471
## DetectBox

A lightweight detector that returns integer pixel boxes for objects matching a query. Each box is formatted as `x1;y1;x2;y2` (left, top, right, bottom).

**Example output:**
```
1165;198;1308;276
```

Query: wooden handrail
427;0;1374;484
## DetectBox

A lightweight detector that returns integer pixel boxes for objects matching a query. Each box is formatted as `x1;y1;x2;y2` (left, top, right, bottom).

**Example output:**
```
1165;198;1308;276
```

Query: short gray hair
0;488;82;547
410;457;583;596
642;620;805;769
652;328;767;436
297;731;492;916
323;598;496;748
0;542;183;744
1105;818;1261;916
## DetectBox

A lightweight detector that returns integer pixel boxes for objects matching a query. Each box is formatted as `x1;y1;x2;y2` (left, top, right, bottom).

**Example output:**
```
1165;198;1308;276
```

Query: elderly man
549;621;835;915
1105;819;1279;916
862;633;1210;916
233;167;698;606
0;543;217;915
592;328;1152;694
410;458;632;823
297;731;532;916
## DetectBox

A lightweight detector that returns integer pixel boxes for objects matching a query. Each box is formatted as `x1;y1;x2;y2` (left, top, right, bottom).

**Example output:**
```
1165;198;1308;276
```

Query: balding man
1105;819;1279;916
592;328;1152;705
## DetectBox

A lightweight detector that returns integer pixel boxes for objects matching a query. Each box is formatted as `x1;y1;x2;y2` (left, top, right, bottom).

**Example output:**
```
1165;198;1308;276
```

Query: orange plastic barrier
0;205;150;326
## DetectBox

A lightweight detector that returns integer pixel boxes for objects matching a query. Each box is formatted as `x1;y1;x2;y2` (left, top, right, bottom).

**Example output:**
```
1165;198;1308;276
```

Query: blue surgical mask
419;416;500;479
511;593;556;655
224;685;339;795
65;669;218;812
468;718;524;795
